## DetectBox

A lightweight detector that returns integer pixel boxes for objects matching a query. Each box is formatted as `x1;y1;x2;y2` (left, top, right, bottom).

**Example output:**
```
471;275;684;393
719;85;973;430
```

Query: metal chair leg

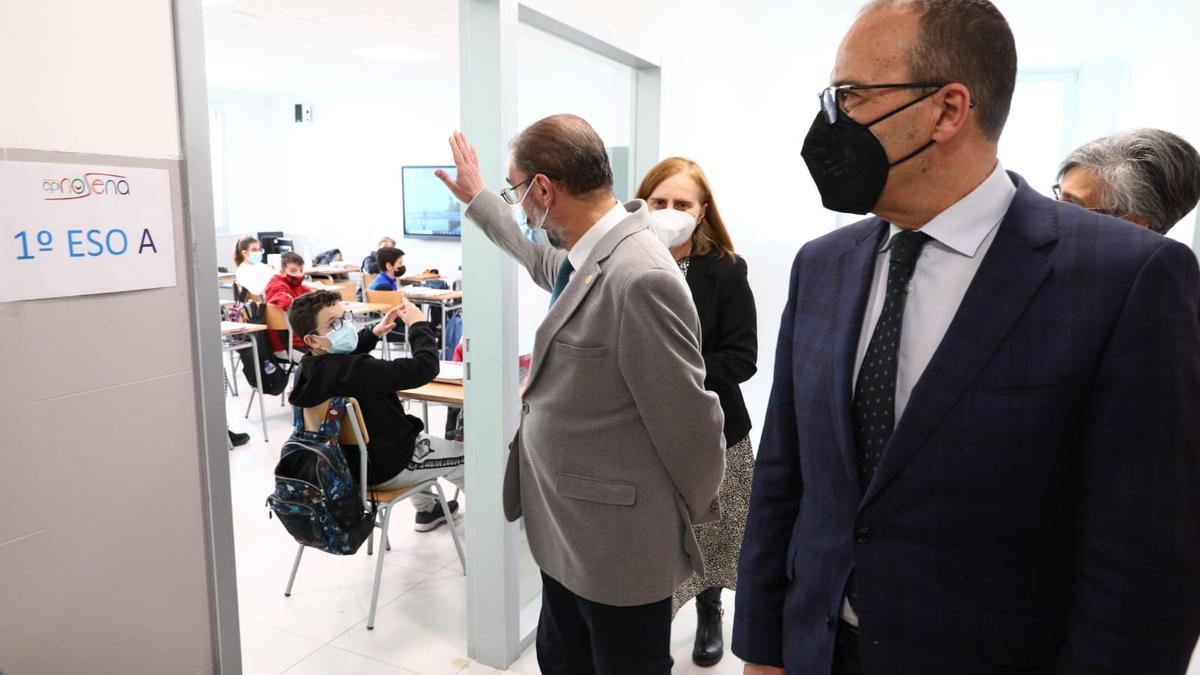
432;482;466;575
367;505;394;630
244;388;257;419
228;349;239;396
284;544;305;596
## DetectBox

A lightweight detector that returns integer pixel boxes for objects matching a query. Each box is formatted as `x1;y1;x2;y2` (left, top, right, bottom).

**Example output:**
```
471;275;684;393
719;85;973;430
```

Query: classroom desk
399;380;465;407
221;321;270;442
305;264;359;281
398;273;444;284
401;289;463;355
399;369;465;430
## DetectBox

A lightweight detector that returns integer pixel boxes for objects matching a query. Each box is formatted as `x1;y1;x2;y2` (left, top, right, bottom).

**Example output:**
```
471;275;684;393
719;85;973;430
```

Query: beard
528;204;568;249
544;221;567;249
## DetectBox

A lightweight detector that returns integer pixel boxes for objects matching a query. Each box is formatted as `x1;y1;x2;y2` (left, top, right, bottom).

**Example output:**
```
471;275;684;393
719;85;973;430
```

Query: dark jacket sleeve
703;255;758;387
1056;240;1200;674
732;249;805;668
343;322;440;395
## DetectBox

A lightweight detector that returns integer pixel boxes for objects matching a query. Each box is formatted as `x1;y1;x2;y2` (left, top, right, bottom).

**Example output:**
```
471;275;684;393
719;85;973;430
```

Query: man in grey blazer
437;116;726;675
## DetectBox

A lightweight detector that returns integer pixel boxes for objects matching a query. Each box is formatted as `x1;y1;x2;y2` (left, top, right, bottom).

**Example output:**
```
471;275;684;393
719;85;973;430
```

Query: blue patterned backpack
267;397;376;554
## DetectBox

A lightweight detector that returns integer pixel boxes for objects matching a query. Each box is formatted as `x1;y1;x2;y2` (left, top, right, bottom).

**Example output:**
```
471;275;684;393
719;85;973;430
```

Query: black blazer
685;252;757;446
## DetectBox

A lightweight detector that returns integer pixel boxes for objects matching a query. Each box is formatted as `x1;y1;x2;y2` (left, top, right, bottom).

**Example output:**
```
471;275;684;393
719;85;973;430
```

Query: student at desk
368;246;406;291
233;236;274;298
264;251;321;361
362;236;395;275
288;290;465;532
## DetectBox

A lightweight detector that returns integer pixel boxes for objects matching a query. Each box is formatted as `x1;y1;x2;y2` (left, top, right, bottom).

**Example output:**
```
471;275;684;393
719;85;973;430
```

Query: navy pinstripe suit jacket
733;173;1200;675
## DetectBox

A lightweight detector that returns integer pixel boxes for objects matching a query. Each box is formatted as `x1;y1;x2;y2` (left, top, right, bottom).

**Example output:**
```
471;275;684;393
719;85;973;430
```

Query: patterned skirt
672;434;755;616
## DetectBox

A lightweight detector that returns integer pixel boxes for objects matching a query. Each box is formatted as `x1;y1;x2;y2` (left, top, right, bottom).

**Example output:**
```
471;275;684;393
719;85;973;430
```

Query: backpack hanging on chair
238;301;289;396
266;397;376;555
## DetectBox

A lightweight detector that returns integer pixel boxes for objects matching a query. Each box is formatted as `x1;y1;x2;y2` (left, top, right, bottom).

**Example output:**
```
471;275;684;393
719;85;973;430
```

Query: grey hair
1058;128;1200;234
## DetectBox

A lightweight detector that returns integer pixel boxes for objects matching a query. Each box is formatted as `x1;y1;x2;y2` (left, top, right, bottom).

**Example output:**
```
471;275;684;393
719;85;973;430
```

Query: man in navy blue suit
734;1;1200;674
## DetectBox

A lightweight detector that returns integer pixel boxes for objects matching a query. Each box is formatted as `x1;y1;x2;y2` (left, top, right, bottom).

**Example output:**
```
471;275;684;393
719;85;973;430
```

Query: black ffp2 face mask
801;91;939;215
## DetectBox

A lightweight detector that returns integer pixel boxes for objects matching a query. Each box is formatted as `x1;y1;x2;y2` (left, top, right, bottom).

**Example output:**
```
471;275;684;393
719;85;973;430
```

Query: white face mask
648;208;698;248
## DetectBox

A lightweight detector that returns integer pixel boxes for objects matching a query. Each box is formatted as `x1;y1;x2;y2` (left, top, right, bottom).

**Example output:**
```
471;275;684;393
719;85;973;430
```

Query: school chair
257;303;296;409
283;397;466;630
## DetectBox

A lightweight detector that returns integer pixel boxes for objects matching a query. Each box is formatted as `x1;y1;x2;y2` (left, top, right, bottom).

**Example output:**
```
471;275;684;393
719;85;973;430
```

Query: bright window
208;102;228;233
998;71;1078;198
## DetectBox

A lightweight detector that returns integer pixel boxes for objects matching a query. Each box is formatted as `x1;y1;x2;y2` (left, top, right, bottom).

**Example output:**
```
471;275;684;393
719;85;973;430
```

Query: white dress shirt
567;200;628;271
842;162;1016;627
852;162;1016;415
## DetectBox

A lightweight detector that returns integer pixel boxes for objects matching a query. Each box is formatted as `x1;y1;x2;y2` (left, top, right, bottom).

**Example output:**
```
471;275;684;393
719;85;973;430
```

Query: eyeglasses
819;82;950;125
500;173;558;206
308;310;353;336
1051;184;1112;215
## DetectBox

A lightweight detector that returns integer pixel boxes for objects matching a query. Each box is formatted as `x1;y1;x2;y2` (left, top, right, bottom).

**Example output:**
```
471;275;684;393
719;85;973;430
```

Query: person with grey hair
1056;128;1200;234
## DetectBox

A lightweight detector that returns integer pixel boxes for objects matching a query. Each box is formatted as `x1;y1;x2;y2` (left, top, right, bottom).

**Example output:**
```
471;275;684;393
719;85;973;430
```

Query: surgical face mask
800;91;939;215
248;250;264;264
392;265;407;278
323;321;359;354
648;208;698;248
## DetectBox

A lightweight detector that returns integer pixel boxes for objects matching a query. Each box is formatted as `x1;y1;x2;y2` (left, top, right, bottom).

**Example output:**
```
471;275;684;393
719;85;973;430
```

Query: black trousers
536;572;673;675
833;620;861;675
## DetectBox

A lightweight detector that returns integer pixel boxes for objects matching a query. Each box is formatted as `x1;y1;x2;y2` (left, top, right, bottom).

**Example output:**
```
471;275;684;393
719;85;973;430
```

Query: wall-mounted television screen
403;165;462;238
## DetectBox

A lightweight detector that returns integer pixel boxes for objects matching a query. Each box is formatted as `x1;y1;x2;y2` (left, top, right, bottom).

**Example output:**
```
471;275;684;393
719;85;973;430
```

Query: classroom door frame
171;0;662;671
172;0;243;673
458;0;662;668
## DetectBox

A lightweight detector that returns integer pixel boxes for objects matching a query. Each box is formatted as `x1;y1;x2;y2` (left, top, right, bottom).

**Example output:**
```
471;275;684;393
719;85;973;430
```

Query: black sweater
685;253;758;446
289;322;439;485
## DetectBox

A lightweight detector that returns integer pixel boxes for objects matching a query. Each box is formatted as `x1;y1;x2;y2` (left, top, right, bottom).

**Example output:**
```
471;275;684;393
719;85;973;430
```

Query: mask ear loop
862;87;946;168
862;87;944;127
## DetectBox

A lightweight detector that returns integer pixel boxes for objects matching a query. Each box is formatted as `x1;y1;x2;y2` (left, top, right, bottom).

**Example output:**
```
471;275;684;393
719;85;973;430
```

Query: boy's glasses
308;310;353;336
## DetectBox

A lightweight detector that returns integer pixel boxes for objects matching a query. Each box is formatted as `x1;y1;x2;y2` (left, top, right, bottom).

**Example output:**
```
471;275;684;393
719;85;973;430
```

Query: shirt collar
881;162;1016;257
568;200;629;270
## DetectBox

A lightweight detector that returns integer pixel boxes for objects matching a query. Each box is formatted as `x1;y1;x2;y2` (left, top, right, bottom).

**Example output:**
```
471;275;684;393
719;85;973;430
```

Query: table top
398;381;464;406
220;321;268;337
398;273;444;283
306;264;360;276
342;301;392;314
403;288;463;303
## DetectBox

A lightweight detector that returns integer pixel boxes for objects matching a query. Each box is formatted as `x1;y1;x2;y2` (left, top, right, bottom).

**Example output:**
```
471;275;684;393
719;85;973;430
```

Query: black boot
692;587;724;667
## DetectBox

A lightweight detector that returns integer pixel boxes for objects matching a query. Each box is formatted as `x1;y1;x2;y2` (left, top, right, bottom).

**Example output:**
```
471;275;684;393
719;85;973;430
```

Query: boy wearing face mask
287;290;467;532
264;251;320;360
368;246;407;291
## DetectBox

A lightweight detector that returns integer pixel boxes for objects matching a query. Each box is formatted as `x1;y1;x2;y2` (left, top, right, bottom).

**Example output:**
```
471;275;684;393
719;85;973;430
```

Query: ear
536;175;555;210
930;83;973;143
698;203;708;224
302;333;323;351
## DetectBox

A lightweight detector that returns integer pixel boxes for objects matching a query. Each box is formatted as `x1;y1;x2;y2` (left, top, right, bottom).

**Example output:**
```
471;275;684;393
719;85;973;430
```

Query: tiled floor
224;372;748;675
224;370;1200;675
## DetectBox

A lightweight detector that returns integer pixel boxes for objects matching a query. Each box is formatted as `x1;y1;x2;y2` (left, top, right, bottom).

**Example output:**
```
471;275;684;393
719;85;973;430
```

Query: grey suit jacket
464;190;726;606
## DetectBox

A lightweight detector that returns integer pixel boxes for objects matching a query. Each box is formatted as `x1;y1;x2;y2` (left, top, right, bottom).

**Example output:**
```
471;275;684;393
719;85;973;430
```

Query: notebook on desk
434;361;464;384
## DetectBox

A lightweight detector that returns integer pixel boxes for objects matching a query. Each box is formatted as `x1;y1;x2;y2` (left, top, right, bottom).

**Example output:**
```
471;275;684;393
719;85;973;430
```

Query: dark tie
549;258;574;308
851;229;931;489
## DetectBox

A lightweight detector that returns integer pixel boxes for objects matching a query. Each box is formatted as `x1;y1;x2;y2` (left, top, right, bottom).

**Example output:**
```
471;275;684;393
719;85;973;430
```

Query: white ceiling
203;0;458;95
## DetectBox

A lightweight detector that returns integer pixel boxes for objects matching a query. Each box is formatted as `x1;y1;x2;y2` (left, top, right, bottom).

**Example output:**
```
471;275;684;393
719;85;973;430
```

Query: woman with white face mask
637;157;758;668
233;236;275;299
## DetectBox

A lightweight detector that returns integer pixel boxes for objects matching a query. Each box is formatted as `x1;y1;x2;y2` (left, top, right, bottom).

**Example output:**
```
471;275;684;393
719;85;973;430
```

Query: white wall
0;2;217;674
210;0;1200;446
211;87;464;276
526;0;1200;443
